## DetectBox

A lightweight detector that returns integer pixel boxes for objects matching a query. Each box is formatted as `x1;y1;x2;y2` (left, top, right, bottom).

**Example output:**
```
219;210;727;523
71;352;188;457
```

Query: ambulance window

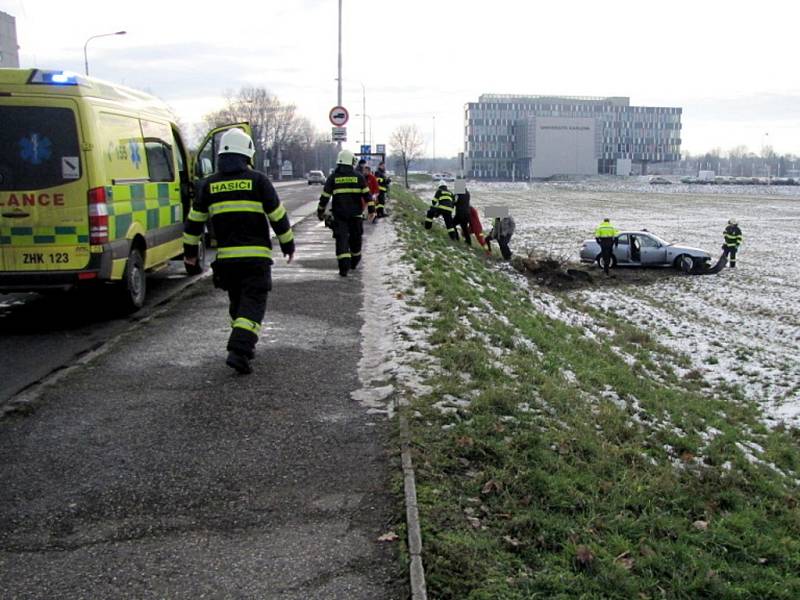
144;139;174;182
0;106;81;191
140;120;175;182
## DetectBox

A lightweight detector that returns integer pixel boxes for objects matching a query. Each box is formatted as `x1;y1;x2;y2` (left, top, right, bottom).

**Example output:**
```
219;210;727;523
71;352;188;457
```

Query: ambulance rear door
0;99;90;273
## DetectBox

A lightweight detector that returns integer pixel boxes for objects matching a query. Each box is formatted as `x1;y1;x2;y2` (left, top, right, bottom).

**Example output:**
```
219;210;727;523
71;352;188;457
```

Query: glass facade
465;94;682;179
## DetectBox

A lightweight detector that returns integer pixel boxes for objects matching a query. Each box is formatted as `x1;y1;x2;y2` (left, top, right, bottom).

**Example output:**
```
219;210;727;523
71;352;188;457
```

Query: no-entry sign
329;106;349;126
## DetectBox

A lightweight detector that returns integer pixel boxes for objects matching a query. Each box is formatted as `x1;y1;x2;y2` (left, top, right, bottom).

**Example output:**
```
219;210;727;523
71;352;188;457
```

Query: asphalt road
0;181;317;404
0;191;401;598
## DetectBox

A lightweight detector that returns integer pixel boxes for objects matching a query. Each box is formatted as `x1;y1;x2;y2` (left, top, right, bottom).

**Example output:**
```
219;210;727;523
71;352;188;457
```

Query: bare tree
389;125;425;187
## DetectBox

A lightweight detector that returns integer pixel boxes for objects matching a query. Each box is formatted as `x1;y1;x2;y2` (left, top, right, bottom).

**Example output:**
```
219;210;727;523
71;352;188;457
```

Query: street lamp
360;82;366;149
355;114;372;148
432;115;436;174
83;30;126;76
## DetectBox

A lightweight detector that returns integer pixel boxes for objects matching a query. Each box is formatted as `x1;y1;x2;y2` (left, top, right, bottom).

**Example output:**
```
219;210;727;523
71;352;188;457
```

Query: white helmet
728;218;738;225
337;149;356;166
438;180;447;188
218;128;255;159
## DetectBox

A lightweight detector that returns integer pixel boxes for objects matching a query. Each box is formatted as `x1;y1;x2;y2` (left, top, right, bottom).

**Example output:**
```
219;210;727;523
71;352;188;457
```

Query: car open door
639;234;668;265
191;122;253;181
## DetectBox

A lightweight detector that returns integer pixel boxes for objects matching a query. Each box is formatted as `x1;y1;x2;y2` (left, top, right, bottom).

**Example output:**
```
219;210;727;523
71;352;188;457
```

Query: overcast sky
3;0;800;157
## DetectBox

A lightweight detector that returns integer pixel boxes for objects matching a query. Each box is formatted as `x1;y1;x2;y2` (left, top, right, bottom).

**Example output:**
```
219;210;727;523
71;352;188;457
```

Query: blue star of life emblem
19;134;53;165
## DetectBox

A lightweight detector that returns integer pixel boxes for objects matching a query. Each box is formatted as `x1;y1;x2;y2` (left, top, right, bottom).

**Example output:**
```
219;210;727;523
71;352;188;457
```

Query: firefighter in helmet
317;149;375;277
424;180;459;240
183;128;295;374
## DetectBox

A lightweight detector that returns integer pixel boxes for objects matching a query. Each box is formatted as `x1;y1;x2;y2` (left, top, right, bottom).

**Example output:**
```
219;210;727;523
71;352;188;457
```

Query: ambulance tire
117;247;146;312
185;237;206;276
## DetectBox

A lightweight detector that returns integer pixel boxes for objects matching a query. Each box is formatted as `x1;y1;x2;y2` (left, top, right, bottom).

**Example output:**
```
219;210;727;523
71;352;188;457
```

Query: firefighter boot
226;351;253;375
338;257;350;277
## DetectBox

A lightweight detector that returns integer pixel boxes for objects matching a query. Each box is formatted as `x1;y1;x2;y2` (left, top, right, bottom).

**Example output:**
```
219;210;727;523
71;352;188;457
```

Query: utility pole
336;0;343;151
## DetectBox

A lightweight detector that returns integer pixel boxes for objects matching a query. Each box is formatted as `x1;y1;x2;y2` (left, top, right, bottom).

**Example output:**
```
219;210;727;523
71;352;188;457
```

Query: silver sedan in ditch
580;230;711;271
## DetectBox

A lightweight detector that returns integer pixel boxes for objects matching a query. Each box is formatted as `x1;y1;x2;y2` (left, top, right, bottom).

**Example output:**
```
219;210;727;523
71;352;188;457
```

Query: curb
399;412;428;600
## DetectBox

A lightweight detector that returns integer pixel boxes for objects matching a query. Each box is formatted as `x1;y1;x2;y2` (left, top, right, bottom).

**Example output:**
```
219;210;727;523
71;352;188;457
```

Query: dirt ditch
509;251;717;290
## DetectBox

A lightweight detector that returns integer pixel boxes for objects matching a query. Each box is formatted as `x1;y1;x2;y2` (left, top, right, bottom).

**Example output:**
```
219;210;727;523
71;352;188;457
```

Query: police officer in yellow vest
594;217;619;275
317;149;375;277
183;129;295;374
425;181;459;240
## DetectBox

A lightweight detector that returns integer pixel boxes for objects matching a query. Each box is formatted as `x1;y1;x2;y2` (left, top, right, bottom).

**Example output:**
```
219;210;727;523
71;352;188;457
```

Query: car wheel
117;246;146;312
595;254;617;268
675;254;694;273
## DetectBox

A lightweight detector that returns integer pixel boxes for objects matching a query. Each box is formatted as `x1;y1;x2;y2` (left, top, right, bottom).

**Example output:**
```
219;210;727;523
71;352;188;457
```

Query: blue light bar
27;70;83;86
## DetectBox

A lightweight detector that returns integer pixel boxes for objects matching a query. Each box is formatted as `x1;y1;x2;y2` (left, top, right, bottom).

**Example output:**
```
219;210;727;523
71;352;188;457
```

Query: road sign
329;106;349;126
376;144;385;154
331;126;347;141
360;145;371;155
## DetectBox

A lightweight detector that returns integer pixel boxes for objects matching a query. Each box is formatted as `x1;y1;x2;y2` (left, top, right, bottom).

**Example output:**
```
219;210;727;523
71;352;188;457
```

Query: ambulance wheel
185;237;206;276
118;247;146;311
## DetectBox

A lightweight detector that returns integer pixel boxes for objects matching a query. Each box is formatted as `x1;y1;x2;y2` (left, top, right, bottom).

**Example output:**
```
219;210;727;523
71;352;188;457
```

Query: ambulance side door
191;122;253;182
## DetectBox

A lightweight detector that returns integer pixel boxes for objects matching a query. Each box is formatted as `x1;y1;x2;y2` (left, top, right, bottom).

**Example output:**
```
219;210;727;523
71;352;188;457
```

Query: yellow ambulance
0;68;248;310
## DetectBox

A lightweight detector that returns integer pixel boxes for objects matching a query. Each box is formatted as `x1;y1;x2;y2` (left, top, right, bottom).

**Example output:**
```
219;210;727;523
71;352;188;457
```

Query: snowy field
420;179;800;428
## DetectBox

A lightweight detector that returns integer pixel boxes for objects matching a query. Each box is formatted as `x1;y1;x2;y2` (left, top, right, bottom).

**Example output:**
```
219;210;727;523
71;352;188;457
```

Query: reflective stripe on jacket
318;166;373;218
723;225;743;248
183;167;294;263
433;188;455;213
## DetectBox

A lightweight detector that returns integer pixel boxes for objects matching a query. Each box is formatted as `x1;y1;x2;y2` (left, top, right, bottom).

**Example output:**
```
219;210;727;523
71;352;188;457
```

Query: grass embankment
389;186;800;599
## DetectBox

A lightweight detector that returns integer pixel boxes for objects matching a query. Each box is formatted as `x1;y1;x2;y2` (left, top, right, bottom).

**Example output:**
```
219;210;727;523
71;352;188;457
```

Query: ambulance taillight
88;187;109;244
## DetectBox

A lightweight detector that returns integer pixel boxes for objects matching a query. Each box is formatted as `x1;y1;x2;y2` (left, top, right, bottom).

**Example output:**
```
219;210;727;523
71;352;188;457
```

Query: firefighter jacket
723;224;742;248
375;168;391;193
432;187;456;213
318;165;374;219
183;158;294;263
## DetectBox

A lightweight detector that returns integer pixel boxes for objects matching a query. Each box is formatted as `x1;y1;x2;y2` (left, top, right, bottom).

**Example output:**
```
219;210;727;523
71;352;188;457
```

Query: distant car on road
580;230;711;272
307;170;325;185
649;176;671;185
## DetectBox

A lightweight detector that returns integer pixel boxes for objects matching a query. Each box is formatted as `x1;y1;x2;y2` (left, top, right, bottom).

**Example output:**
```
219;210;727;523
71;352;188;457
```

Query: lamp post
83;31;126;76
432;115;436;174
360;82;366;149
356;114;372;148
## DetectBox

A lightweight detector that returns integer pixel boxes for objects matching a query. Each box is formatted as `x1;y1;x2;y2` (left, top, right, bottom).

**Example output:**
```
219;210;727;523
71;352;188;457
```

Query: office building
0;11;19;68
465;94;682;179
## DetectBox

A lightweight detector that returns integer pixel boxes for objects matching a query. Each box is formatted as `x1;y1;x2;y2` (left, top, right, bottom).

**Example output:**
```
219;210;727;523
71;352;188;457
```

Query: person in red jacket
468;206;491;254
363;165;380;205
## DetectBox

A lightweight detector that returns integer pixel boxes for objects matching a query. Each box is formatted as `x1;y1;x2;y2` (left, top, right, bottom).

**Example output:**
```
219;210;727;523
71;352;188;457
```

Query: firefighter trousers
332;216;364;276
424;207;459;240
211;259;272;358
722;245;738;268
376;192;387;217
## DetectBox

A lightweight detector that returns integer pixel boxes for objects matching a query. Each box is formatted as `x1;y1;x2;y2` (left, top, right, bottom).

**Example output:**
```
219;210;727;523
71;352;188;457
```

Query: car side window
616;234;629;245
640;235;659;248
